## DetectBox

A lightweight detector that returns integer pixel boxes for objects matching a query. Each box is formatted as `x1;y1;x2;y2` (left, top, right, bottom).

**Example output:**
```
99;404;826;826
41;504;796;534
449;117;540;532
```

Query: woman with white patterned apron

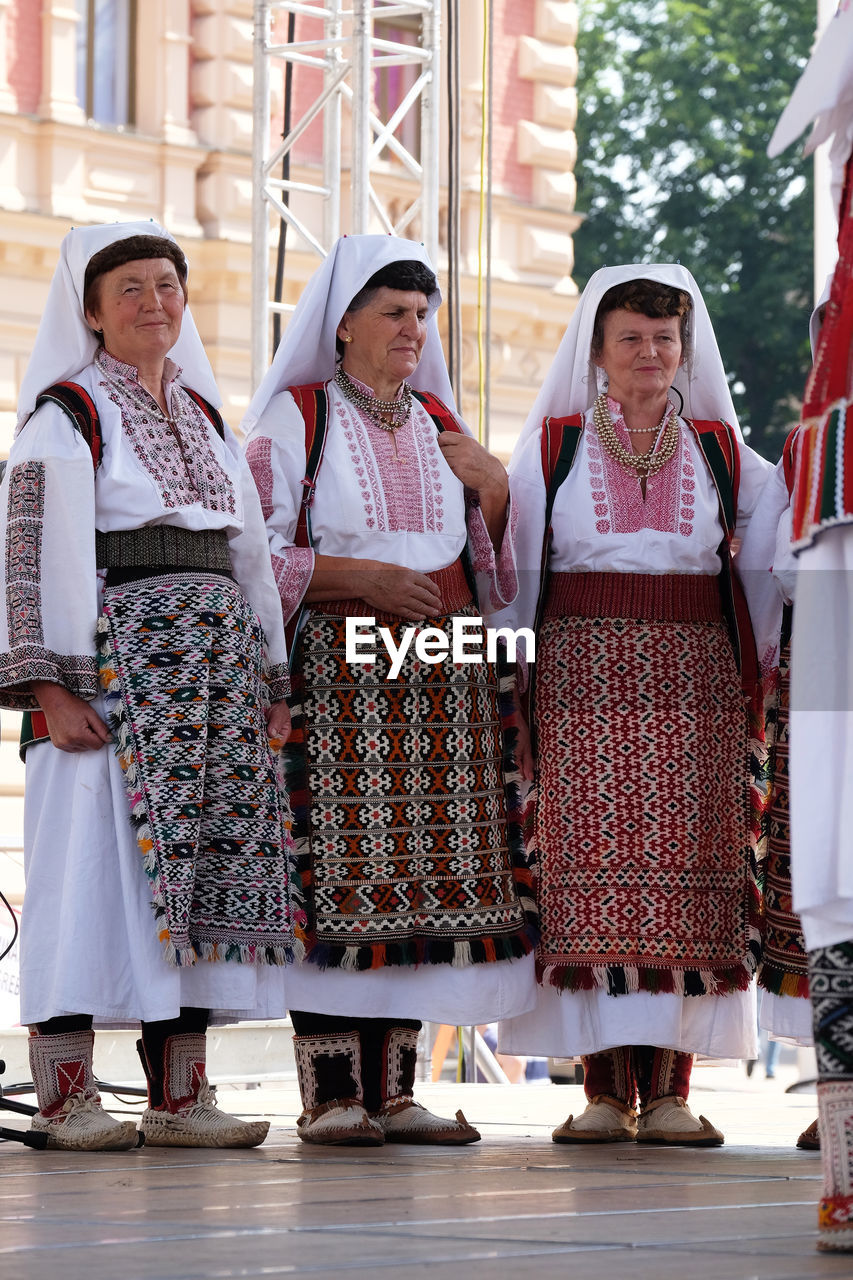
0;222;300;1151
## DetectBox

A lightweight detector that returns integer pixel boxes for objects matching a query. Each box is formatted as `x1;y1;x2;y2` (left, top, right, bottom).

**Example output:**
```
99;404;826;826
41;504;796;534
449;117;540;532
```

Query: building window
75;0;136;126
373;21;421;163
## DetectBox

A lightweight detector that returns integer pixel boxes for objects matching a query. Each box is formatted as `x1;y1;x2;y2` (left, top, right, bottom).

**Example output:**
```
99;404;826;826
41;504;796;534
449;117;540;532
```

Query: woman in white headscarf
0;222;301;1152
244;234;537;1147
497;265;771;1146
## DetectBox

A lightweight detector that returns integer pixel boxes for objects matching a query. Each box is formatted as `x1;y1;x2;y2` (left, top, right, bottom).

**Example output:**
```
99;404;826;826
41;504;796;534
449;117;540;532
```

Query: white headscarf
511;263;741;458
17;219;221;428
768;1;853;221
242;234;454;439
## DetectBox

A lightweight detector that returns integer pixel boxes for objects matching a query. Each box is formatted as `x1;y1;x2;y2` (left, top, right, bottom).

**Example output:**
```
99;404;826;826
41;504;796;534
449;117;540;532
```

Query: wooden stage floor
1;1064;850;1279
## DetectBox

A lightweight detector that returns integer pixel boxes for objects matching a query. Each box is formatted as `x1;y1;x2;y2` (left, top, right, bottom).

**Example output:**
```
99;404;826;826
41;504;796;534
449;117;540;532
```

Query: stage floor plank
1;1068;850;1279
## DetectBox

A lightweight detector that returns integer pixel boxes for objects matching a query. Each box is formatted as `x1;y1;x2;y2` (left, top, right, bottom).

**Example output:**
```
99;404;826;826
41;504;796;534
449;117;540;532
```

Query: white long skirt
498;984;757;1060
20;693;289;1027
285;950;537;1024
790;524;853;951
759;990;813;1045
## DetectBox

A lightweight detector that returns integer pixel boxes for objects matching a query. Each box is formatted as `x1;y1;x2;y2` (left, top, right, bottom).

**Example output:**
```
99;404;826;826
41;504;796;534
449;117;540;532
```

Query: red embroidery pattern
587;399;694;537
97;353;236;515
335;398;447;533
467;500;518;609
56;1057;87;1096
272;547;314;620
245;436;274;519
532;609;758;995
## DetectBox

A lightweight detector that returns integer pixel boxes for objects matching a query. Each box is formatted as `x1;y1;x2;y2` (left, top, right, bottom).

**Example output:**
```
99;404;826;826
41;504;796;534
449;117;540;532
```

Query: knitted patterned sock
581;1047;635;1106
634;1046;694;1107
809;941;853;1252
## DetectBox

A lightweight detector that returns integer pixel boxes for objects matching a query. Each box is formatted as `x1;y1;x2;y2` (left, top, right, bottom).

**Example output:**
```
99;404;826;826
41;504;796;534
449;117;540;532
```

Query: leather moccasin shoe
636;1095;724;1146
552;1094;638;1143
797;1117;820;1150
296;1098;384;1146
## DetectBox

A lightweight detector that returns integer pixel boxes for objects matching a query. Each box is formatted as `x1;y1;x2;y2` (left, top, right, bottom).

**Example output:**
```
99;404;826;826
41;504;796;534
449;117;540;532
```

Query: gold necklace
592;393;679;477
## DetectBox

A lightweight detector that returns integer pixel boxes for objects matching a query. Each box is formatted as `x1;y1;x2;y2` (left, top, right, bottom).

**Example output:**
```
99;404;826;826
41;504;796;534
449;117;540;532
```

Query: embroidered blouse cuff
466;499;518;609
265;662;292;702
0;651;99;711
272;547;315;623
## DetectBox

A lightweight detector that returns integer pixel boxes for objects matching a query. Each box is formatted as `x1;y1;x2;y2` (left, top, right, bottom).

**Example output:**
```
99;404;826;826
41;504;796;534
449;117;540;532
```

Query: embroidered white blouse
737;454;798;672
504;398;772;644
0;351;291;709
245;377;518;622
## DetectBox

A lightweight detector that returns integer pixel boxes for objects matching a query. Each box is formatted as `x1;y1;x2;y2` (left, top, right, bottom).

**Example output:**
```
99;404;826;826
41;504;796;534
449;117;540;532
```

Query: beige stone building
0;0;580;918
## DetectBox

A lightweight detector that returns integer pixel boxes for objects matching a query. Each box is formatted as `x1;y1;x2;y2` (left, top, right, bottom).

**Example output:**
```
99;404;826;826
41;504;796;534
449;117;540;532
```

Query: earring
342;335;353;343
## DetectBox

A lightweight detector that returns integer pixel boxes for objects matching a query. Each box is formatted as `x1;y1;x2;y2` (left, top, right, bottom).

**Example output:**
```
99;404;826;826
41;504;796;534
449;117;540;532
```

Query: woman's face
337;287;429;390
594;308;683;407
84;257;185;368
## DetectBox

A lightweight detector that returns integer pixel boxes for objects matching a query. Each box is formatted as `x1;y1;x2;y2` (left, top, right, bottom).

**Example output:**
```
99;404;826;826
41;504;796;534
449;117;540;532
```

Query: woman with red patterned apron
498;265;771;1146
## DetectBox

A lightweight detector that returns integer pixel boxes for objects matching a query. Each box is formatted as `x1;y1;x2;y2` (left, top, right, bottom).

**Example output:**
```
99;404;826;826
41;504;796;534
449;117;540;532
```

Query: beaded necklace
592;393;679;478
334;366;412;432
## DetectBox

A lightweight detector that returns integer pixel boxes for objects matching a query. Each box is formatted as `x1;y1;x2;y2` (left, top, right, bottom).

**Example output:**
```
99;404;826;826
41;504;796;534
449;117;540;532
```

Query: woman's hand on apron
265;698;292;748
30;681;112;752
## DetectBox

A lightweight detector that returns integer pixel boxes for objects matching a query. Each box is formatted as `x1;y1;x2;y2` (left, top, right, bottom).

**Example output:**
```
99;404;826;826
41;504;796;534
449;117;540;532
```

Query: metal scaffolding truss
251;0;442;386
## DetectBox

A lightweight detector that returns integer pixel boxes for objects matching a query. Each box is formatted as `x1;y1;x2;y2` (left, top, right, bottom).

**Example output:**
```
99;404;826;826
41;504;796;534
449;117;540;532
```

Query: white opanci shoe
636;1095;724;1146
552;1095;638;1143
141;1079;270;1148
373;1098;480;1145
31;1088;139;1151
293;1030;383;1146
28;1027;139;1152
297;1099;384;1146
138;1032;269;1149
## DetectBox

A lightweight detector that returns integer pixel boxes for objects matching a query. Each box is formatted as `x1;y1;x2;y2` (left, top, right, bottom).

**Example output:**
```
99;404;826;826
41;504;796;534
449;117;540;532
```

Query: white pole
420;0;441;263
251;0;271;391
814;0;838;301
323;0;342;247
351;0;370;233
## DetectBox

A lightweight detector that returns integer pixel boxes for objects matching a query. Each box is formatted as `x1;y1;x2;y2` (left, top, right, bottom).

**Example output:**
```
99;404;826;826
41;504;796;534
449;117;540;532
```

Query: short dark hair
336;259;437;359
83;234;188;320
591;278;692;358
345;259;437;315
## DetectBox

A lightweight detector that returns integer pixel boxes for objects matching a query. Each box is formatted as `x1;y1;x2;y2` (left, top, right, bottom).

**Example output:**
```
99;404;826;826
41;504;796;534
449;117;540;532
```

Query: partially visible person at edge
769;2;853;1253
737;279;833;1153
0;222;301;1152
242;233;538;1147
495;264;772;1148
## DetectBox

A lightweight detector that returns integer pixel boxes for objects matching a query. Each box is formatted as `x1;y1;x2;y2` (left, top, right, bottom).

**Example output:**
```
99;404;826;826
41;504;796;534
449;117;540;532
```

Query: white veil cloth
241;234;455;439
772;3;853;956
17;219;221;428
511;263;742;461
768;1;853;221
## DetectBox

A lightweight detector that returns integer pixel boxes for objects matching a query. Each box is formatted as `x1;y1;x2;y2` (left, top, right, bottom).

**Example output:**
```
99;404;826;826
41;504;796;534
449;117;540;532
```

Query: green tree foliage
575;0;816;458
